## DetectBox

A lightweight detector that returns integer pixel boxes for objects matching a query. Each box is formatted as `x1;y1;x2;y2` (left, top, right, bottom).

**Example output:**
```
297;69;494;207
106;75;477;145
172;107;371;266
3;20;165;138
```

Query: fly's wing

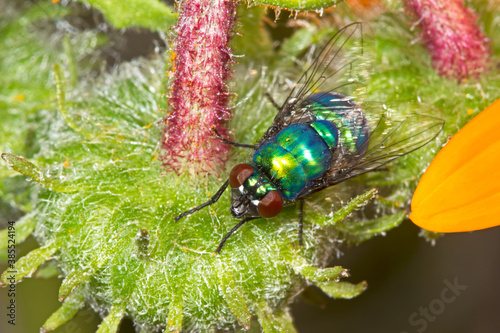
303;102;445;196
258;22;364;146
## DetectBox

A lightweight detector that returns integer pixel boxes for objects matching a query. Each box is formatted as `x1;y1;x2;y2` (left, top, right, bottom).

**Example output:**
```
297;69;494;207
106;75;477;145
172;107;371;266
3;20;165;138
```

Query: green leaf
41;288;85;332
1;153;77;193
317;280;367;299
300;266;349;283
256;301;297;333
0;242;59;285
274;309;298;333
337;211;407;243
167;295;183;333
35;261;60;279
310;188;378;226
219;268;251;330
96;305;126;333
53;63;87;136
79;0;177;32
59;269;92;301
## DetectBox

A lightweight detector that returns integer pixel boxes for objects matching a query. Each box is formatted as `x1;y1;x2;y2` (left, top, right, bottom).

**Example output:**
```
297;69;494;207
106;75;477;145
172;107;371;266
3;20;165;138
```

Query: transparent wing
259;22;364;145
302;102;445;196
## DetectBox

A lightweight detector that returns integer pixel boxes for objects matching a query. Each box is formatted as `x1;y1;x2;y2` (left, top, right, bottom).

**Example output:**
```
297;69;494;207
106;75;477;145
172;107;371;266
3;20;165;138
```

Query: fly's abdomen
305;92;369;154
253;121;338;200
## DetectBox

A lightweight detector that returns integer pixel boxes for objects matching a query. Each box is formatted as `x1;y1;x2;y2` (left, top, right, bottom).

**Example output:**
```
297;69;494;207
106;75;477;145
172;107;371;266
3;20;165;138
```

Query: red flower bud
162;0;236;175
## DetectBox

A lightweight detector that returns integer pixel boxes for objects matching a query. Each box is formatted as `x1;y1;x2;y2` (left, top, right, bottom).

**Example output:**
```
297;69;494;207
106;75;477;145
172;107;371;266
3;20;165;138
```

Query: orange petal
410;98;500;232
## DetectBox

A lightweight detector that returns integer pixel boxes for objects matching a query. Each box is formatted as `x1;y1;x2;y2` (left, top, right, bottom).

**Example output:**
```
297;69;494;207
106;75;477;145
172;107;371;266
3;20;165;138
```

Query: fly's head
228;164;283;219
230;187;258;218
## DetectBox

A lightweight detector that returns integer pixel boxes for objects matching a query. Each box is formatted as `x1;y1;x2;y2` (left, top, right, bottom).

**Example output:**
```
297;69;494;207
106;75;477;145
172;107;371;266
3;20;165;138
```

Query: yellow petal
410;98;500;232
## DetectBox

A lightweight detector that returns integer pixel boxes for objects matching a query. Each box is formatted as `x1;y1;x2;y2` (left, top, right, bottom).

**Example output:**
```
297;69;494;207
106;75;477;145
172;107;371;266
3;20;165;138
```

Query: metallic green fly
175;23;444;252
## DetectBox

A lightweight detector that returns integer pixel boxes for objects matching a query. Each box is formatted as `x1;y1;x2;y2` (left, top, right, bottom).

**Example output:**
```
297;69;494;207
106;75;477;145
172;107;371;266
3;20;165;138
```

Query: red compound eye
258;190;283;218
229;164;254;188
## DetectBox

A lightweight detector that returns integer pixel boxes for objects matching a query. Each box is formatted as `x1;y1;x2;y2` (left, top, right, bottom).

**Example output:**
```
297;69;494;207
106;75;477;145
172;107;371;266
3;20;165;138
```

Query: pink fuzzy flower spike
405;0;490;81
162;0;237;176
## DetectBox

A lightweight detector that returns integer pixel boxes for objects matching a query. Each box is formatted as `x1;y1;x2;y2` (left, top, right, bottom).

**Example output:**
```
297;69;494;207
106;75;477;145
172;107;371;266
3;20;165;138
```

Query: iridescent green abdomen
305;92;369;154
253;121;338;200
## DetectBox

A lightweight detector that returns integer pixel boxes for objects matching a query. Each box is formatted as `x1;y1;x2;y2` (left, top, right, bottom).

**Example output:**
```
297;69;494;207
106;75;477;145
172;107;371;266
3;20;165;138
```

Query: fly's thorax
228;163;284;218
303;92;370;154
253;121;338;201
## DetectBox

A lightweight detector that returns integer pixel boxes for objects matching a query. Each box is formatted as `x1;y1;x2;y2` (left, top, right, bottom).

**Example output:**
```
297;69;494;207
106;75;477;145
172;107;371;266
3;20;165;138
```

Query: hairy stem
162;0;237;175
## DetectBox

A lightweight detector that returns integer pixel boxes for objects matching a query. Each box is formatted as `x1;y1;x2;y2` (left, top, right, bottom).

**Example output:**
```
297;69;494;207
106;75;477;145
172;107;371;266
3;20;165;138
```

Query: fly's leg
211;127;256;149
298;199;305;246
216;216;258;253
174;180;229;221
265;92;281;111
